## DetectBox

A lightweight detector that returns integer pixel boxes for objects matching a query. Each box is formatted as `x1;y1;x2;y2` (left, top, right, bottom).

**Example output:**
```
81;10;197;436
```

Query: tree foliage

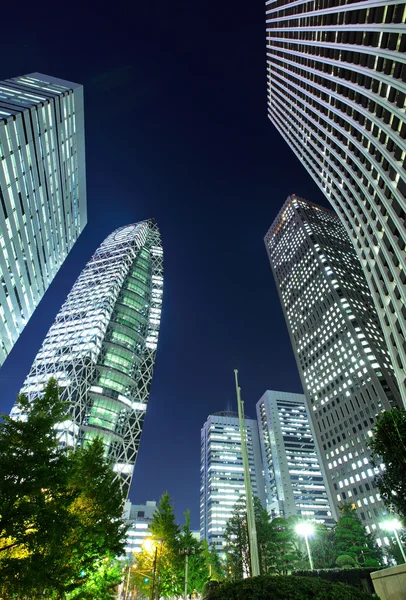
335;504;382;567
132;493;212;598
0;378;126;599
368;407;406;520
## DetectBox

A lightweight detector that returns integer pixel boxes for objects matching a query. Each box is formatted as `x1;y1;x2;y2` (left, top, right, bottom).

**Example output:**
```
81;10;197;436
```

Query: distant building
0;73;87;365
265;195;402;537
200;411;266;554
123;500;157;556
265;2;406;401
13;220;163;497
257;390;334;525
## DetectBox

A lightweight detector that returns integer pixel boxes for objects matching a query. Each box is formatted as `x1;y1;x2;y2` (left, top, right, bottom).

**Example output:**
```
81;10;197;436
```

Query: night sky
1;2;331;529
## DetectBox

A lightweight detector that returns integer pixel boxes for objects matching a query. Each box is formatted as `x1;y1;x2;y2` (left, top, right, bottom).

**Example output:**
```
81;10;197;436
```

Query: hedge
202;575;374;600
292;567;380;594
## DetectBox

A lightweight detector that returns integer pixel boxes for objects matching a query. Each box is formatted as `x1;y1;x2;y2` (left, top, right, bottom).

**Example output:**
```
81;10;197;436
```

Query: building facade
265;195;402;537
265;1;406;401
257;390;334;525
13;220;163;496
0;72;87;365
200;411;266;554
123;500;157;556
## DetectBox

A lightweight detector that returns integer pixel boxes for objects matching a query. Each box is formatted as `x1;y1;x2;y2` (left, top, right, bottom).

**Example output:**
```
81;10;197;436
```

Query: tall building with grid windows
257;390;334;525
12;220;163;496
200;411;266;554
265;195;402;536
265;1;406;402
0;72;86;365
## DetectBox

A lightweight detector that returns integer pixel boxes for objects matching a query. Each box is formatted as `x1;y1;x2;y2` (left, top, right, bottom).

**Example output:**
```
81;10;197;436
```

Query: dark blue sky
1;2;330;528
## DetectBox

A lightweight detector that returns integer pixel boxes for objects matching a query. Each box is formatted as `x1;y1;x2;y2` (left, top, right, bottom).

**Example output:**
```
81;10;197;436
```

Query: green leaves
0;378;126;599
368;407;406;521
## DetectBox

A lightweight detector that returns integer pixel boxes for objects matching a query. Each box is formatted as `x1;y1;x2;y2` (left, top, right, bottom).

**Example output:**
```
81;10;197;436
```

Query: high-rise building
265;2;406;400
0;72;87;365
257;390;334;525
265;195;402;536
123;500;157;556
13;220;163;496
200;411;266;554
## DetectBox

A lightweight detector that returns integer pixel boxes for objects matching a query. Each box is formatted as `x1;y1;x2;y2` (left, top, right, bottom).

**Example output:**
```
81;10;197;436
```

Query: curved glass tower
16;219;163;495
266;1;406;403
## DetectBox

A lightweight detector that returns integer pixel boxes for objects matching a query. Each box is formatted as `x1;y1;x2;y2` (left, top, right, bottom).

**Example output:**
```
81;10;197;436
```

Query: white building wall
200;411;266;554
0;72;87;364
257;390;334;525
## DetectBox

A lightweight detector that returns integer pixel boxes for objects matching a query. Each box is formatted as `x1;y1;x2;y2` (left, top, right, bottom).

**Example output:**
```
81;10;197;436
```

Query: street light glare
296;522;315;537
380;519;403;532
142;538;155;552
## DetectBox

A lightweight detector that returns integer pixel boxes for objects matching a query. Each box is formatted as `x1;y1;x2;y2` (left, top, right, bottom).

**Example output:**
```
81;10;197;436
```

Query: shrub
202;574;373;600
336;555;356;568
292;568;379;595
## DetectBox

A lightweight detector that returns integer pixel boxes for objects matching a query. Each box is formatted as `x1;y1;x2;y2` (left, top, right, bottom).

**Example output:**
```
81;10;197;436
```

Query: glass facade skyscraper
13;219;163;496
0;72;87;365
265;195;402;536
265;2;406;401
257;390;334;525
200;411;266;554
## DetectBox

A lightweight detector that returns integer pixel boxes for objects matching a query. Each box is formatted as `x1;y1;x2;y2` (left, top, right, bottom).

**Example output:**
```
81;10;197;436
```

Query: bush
293;568;380;595
336;555;356;568
202;575;373;600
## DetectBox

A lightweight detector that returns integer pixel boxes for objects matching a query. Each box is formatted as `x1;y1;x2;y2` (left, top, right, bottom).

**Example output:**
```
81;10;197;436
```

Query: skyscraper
200;411;266;554
0;72;87;365
123;500;157;556
14;219;163;496
265;195;402;536
265;2;406;400
257;390;334;525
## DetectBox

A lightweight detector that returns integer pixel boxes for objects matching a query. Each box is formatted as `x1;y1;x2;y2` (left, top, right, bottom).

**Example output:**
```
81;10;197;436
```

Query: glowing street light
296;522;315;570
380;519;406;563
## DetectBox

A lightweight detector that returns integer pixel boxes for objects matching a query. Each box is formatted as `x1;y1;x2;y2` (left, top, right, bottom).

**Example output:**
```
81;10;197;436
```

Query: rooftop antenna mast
234;369;260;577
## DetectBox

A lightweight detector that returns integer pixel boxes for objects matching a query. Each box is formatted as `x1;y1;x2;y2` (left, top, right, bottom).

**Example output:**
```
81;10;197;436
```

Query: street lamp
142;537;163;600
380;519;406;563
179;547;196;600
296;522;315;571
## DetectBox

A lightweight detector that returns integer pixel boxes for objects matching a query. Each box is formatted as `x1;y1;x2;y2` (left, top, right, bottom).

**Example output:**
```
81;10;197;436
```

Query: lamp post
179;547;196;600
142;538;162;600
296;522;315;571
381;519;406;563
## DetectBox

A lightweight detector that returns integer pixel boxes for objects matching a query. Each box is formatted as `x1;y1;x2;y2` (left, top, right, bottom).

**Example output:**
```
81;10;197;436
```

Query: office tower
265;2;406;400
257;390;334;525
14;220;163;496
265;195;402;536
0;72;87;365
200;411;266;554
123;500;157;556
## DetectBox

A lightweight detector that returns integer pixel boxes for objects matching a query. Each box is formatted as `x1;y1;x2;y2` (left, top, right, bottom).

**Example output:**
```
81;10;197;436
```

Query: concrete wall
372;564;406;600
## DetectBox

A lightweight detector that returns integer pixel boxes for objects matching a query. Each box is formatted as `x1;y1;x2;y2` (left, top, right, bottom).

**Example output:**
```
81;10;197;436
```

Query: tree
253;496;273;575
223;497;250;579
201;539;225;582
368;408;406;520
180;509;209;595
307;523;337;569
335;504;382;567
0;379;127;599
267;516;301;574
134;492;182;599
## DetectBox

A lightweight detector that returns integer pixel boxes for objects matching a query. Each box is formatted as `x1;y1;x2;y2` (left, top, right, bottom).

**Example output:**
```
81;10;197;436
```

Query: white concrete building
200;411;266;554
257;390;334;525
265;195;402;536
265;2;406;402
123;500;157;556
0;73;87;365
